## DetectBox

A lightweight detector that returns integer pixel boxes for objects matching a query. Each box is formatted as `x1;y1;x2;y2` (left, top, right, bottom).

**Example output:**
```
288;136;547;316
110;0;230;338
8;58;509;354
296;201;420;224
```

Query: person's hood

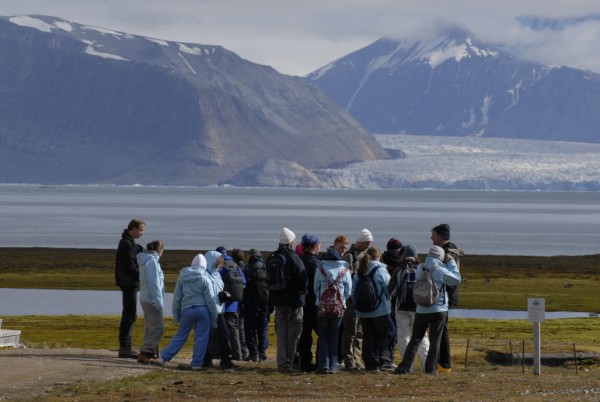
205;251;222;274
137;250;159;265
424;256;442;267
178;266;205;282
191;254;207;270
322;247;342;261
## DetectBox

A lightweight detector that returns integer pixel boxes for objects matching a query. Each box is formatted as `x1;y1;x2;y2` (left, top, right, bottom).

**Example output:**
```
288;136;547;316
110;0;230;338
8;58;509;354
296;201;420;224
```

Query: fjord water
1;184;599;256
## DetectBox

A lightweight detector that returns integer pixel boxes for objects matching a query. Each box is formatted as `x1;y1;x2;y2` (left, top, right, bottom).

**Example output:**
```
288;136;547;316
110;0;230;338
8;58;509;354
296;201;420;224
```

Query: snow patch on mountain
314;135;600;191
9;16;53;32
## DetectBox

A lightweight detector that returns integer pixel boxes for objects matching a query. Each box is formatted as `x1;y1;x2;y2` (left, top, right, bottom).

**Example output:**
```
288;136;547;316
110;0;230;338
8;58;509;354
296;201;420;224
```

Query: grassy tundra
1;248;599;401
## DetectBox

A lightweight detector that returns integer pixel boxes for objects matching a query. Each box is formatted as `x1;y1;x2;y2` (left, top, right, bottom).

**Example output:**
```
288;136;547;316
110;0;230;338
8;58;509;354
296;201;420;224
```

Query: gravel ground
0;347;156;400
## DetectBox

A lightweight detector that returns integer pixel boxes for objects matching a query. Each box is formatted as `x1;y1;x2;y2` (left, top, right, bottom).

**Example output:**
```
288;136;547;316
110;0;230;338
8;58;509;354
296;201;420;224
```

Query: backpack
248;262;270;305
221;260;245;302
396;263;417;311
354;266;383;313
413;263;441;307
317;266;348;319
266;252;288;291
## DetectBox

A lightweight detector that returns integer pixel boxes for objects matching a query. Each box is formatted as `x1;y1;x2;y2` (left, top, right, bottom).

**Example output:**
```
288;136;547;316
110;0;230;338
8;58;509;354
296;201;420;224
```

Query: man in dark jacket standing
431;223;463;373
268;227;307;373
115;218;146;358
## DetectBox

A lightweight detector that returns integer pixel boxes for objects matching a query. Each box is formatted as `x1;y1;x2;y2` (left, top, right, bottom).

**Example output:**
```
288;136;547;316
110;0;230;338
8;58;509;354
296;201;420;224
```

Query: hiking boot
220;361;240;370
118;347;139;359
437;364;452;373
244;353;260;362
379;362;397;371
137;352;156;365
153;357;165;367
191;366;202;371
315;367;331;375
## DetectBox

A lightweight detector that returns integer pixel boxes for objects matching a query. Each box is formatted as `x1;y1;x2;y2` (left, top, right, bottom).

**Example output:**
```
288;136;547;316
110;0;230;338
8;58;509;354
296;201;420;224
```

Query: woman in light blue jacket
155;253;218;370
313;235;352;374
352;246;393;371
394;245;461;375
137;240;165;364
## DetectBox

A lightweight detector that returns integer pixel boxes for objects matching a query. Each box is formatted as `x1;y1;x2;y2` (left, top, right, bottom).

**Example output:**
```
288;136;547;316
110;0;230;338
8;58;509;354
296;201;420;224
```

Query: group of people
114;218;463;375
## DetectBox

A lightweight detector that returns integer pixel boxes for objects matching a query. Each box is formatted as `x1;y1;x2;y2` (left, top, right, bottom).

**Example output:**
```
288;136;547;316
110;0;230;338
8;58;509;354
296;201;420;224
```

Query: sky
3;0;600;76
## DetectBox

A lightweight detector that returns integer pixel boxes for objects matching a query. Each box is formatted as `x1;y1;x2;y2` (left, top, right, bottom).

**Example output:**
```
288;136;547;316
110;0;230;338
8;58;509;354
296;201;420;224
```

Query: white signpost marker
527;298;545;375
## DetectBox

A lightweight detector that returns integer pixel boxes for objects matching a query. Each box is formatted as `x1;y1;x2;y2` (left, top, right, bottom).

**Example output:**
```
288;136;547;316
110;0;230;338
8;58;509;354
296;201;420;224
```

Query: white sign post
527;298;545;375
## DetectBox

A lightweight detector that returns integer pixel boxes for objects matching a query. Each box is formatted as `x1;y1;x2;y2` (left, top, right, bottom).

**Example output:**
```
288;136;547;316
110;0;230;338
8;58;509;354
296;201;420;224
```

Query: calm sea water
1;184;599;256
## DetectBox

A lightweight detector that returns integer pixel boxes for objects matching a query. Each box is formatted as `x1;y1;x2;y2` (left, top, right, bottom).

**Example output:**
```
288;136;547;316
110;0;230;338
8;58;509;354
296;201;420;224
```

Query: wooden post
573;343;578;375
464;339;470;368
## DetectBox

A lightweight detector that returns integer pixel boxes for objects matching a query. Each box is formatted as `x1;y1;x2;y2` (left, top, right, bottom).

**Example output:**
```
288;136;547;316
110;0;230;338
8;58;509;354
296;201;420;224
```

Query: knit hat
386;238;403;251
279;227;296;244
215;246;228;255
402;245;418;261
432;224;451;240
428;245;445;261
301;233;320;248
356;228;373;243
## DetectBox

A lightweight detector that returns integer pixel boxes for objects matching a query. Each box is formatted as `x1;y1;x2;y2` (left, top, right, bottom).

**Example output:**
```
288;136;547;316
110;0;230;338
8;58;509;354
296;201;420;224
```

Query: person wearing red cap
430;224;464;373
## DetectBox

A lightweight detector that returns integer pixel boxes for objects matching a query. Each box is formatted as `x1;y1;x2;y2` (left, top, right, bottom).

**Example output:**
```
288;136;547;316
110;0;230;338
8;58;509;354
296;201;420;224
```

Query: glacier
313;134;600;191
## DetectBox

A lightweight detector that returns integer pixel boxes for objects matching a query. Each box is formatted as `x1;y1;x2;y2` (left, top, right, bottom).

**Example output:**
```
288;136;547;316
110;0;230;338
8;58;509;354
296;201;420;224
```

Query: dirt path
0;348;156;400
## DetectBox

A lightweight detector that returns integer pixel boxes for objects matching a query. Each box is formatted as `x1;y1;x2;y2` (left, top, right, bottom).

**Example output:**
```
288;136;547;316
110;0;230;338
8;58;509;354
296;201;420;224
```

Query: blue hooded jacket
314;249;352;309
137;250;165;311
172;253;218;328
352;260;391;318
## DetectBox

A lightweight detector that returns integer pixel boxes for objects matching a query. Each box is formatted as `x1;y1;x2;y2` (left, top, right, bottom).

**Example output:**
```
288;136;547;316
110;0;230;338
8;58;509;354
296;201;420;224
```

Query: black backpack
248;261;270;305
266;251;288;291
221;260;245;302
354;266;383;313
395;263;417;311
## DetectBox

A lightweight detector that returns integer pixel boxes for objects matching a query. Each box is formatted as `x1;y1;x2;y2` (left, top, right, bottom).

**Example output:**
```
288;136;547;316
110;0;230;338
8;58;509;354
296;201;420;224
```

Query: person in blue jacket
155;253;218;370
394;245;461;375
352;246;394;372
314;235;352;374
137;240;165;364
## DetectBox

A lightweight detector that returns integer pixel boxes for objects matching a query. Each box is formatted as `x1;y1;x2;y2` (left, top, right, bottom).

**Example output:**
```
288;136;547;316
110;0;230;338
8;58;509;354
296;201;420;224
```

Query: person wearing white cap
339;228;373;370
267;227;308;372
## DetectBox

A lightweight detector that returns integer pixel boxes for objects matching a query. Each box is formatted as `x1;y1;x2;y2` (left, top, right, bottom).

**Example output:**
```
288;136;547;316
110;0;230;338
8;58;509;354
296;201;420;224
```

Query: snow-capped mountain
0;15;388;186
307;26;600;143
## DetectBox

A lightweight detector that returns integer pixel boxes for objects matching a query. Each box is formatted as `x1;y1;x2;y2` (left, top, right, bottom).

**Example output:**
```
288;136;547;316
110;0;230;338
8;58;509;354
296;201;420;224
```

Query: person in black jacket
431;223;463;373
115;218;146;358
268;227;307;373
297;233;321;372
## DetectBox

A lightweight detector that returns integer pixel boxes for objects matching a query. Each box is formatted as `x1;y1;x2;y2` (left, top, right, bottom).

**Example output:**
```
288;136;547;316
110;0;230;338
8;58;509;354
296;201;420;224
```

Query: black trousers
119;287;137;349
438;313;452;368
297;305;318;371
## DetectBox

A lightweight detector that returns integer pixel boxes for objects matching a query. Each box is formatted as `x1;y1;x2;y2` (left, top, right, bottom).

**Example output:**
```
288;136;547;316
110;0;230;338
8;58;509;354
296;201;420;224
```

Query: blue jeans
160;305;211;368
244;303;270;359
317;316;343;373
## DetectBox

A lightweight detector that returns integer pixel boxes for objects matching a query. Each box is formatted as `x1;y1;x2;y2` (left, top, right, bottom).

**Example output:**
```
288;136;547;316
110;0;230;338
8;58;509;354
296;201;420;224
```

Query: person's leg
396;313;429;373
118;287;138;353
353;318;363;368
424;312;447;374
190;306;211;368
298;305;316;371
387;313;397;363
438;314;452;369
329;317;343;373
275;307;290;370
373;315;392;368
217;314;234;367
244;304;259;358
341;305;358;369
257;305;270;361
139;302;164;356
286;307;304;370
360;317;378;370
316;317;329;372
224;311;242;360
238;305;248;359
160;306;195;362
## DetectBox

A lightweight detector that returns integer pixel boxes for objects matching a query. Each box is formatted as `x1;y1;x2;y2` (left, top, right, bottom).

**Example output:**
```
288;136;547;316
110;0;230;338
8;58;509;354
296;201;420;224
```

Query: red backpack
317;266;349;319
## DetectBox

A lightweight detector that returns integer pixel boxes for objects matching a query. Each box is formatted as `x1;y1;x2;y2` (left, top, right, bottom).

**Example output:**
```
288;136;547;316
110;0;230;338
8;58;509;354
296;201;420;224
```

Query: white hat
279;227;296;244
356;228;373;242
428;245;445;261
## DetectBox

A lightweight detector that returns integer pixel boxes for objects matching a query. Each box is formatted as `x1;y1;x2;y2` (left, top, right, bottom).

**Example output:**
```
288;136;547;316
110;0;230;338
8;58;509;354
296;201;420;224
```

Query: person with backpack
297;234;321;372
242;249;271;362
381;238;403;364
313;235;352;374
352;246;393;372
431;223;464;373
388;244;430;372
231;248;249;361
216;246;246;361
340;228;373;371
394;245;461;375
136;240;165;365
267;227;307;373
154;253;218;370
